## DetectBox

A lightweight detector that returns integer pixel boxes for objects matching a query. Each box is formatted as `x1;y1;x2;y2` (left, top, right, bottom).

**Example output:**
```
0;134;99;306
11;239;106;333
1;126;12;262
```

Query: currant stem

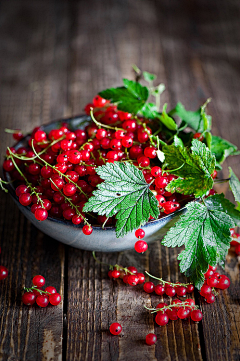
145;271;192;287
23;286;51;295
90;108;124;132
144;301;198;314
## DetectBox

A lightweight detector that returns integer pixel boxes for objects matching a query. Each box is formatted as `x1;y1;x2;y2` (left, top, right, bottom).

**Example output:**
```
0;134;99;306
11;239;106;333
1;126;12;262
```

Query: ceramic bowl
3;115;188;252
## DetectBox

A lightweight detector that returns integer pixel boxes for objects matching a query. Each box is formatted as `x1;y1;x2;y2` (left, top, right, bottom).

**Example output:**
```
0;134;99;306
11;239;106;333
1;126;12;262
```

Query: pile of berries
0;247;8;281
200;265;231;303
22;275;61;307
3;95;210;236
230;228;240;256
108;264;145;286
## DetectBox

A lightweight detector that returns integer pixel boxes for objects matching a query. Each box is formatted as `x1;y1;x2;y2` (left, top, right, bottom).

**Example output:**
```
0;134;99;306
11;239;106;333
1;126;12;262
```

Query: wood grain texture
0;0;240;360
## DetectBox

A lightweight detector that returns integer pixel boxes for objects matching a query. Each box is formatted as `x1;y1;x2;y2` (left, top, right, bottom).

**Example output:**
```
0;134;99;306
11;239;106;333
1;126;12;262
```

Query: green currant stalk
92;251;135;275
23;285;51;295
49;178;91;227
90;108;124;132
145;271;192;287
7;149;45;207
144;302;199;314
0;178;9;193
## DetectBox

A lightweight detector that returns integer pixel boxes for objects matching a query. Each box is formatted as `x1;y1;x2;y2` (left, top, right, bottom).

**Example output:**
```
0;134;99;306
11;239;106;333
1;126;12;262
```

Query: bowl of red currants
2;102;191;252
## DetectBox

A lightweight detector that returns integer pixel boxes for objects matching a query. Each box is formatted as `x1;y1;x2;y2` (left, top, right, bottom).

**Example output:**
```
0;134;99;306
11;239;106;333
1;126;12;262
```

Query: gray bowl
3;115;188;252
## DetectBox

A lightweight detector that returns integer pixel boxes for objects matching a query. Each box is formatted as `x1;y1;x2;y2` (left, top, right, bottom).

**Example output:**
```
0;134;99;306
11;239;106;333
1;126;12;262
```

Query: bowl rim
2;114;192;232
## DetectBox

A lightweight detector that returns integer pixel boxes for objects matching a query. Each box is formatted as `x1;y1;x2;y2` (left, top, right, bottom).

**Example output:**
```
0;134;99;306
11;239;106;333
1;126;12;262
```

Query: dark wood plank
0;1;70;359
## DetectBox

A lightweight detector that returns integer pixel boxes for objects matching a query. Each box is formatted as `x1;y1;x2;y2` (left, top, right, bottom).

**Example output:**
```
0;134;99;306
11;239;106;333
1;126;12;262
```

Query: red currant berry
235;244;240;255
177;308;190;319
72;215;83;225
155;313;169;326
3;159;14;172
154;284;165;296
176;286;187;297
36;294;49;307
112;269;121;278
185;299;195;307
122;275;129;283
207;277;218;288
144;146;157;159
68;150;82;164
22;292;36;305
32;275;45;287
128;274;139;286
209;265;217;271
193;132;204;141
156;195;166;207
135;229;145;239
204;269;214;279
82;225;93;235
136;273;145;284
13;130;24;141
63;183;77;196
35;208;48;221
19;193;32;206
127;266;138;274
96;128;107;140
45;286;57;294
200;284;212;297
0;266;8;280
138;156;150;167
186;284;194;293
145;333;157;345
190;310;203;322
34;130;47;142
16;184;29;196
151;166;162;177
93;95;109;107
122;136;133;148
155;176;169;188
49;293;61;306
166;308;179;320
143;281;155;293
165;286;176;297
206;293;215;304
109;322;122;335
118;111;132;121
134;240;148;253
217;276;230;290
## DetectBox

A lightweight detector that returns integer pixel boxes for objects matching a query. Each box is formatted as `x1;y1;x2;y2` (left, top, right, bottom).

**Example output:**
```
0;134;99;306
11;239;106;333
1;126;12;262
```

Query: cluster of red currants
200;265;231;303
108;265;145;286
143;280;194;297
230;228;240;256
22;275;61;307
3;95;201;236
153;299;203;327
0;247;8;281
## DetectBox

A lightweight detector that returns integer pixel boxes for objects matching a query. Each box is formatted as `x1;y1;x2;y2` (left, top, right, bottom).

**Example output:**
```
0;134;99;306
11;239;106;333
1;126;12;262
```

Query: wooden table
0;1;239;360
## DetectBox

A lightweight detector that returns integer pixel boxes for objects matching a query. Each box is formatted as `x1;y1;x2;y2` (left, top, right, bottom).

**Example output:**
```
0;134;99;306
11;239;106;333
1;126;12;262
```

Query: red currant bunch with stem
22;275;61;307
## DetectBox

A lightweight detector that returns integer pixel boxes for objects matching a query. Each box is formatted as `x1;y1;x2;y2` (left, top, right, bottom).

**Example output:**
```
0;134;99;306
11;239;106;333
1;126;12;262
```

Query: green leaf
173;135;184;148
140;103;158;119
229;167;240;204
83;162;159;238
211;136;239;164
171;102;212;132
162;200;234;288
205;193;240;227
163;139;215;197
99;80;149;114
143;71;156;82
236;202;240;211
156;104;178;131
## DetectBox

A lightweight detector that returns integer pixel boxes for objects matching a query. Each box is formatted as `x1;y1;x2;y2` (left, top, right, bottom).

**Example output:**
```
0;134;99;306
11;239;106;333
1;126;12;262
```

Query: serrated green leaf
99;80;148;114
156;104;178;131
163;139;215;197
171;102;212;132
162;200;234;288
211;136;239;164
229;167;240;204
143;71;156;82
83;162;159;238
205;193;240;227
140;103;158;119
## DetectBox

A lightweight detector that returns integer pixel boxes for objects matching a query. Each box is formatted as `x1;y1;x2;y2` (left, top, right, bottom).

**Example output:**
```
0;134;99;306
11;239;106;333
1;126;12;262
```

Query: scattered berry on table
109;322;122;335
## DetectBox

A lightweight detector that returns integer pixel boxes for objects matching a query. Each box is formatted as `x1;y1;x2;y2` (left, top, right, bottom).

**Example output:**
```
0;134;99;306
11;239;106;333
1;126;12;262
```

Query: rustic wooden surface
0;0;240;360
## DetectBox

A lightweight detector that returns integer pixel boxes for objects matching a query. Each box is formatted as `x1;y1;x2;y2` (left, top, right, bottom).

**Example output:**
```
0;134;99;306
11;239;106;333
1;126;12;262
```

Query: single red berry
13;130;24;141
32;275;45;288
185;299;195;307
209;265;217;272
155;176;169;188
135;273;145;284
143;281;155;293
155;313;169;326
122;136;133;148
134;240;148;253
45;286;57;295
68;150;82;164
151;166;162;177
166;308;179;320
186;284;194;293
156;302;167;310
235;244;240;255
176;286;187;297
34;130;47;142
72;215;83;225
155;195;166;207
49;293;61;306
207;277;218;288
110;139;122;150
217;276;230;290
193;132;204;141
190;310;203;322
112;269;121;278
200;284;212;297
128;274;139;286
36;294;49;307
206;293;215;304
82;225;93;235
144;146;157;159
145;333;157;346
63;183;77;196
135;229;145;239
0;266;8;280
35;208;48;221
93;95;109;107
19;193;32;206
22;292;36;306
177;308;191;319
154;284;165;296
138;156;150;167
122;275;129;283
109;322;122;335
204;269;214;279
127;266;138;274
165;286;176;297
